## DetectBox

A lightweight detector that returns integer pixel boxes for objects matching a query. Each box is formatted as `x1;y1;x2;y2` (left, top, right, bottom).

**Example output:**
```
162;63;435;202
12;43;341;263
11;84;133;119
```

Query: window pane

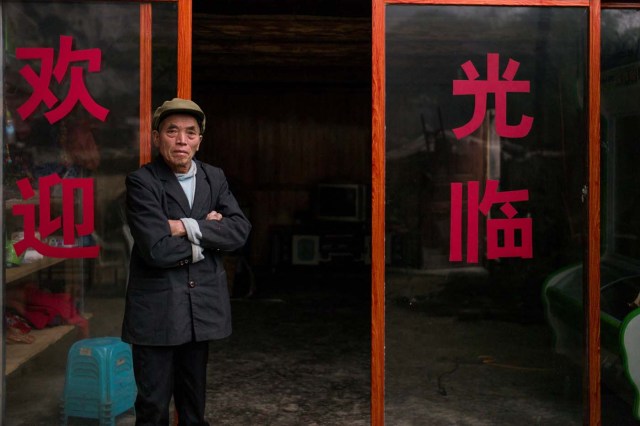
152;4;178;108
385;6;587;424
2;2;177;422
601;9;640;425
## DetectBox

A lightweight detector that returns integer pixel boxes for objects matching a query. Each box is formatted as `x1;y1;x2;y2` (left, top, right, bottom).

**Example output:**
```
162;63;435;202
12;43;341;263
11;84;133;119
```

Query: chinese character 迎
12;174;99;258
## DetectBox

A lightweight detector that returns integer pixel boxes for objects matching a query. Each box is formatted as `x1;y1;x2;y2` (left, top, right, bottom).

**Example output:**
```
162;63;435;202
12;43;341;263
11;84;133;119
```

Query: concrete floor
4;269;640;425
4;269;371;426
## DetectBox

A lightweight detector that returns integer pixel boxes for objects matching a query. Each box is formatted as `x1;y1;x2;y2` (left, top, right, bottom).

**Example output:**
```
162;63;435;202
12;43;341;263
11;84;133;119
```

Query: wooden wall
193;87;371;266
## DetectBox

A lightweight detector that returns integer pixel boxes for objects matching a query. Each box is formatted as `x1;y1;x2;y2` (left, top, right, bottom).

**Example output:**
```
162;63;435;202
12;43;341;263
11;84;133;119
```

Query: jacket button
188;280;196;288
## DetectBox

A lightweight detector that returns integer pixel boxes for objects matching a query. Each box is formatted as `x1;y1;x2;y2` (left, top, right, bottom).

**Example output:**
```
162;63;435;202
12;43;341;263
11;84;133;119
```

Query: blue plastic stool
60;337;136;426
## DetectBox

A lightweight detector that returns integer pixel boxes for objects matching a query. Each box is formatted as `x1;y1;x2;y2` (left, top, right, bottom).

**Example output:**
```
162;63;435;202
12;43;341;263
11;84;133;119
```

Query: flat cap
152;98;206;133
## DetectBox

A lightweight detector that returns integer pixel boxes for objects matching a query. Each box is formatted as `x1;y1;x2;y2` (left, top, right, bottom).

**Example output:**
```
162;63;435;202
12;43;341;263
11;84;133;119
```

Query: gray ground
4;269;640;425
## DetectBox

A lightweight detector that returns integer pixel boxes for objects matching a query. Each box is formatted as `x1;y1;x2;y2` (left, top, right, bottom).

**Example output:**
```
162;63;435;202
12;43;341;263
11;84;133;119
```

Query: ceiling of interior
193;0;370;18
192;0;371;86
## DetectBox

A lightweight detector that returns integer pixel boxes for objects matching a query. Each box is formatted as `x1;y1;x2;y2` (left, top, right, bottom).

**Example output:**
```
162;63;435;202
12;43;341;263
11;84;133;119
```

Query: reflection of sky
385;6;586;153
387;5;531;31
602;10;640;70
604;10;640;35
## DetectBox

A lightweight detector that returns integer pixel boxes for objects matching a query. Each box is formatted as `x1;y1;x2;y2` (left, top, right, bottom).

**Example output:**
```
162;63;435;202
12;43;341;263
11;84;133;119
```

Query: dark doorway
191;1;373;423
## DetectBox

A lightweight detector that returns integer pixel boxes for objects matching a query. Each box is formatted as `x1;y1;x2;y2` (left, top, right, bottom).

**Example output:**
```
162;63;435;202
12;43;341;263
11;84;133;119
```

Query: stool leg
59;403;68;426
100;403;115;426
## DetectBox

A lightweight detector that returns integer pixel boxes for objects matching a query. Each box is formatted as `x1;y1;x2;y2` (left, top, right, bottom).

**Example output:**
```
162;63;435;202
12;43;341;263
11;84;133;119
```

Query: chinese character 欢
15;35;109;124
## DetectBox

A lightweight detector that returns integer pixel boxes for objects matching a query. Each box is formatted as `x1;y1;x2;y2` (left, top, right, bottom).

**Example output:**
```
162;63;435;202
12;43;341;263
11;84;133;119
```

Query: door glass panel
152;4;178;108
2;2;177;422
600;9;640;424
385;6;587;423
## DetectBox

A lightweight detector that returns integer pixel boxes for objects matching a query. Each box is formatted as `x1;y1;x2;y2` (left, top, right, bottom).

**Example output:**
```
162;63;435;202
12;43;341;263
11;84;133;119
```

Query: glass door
1;1;187;422
377;4;590;424
600;8;640;424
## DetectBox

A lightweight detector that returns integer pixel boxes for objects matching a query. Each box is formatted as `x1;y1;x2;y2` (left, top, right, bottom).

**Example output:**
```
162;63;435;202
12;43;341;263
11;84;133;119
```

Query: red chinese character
15;35;109;124
12;174;99;258
453;53;533;139
450;180;532;263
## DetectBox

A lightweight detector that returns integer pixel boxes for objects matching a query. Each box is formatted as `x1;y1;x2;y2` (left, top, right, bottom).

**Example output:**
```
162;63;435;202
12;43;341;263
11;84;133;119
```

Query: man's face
153;114;202;173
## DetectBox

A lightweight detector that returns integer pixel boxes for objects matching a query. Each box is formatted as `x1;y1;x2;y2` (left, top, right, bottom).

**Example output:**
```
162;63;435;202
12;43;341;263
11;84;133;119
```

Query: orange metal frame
138;7;192;426
138;0;192;166
371;0;616;424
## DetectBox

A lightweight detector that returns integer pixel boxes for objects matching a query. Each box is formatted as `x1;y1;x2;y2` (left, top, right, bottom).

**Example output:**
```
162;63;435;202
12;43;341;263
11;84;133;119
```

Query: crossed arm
168;210;223;237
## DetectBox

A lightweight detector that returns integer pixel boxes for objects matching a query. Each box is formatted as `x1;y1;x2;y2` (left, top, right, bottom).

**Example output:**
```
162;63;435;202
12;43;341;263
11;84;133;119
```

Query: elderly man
122;98;251;425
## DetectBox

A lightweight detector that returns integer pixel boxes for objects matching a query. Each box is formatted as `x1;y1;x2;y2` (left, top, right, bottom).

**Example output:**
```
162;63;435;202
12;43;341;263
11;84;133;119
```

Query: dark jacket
121;156;251;346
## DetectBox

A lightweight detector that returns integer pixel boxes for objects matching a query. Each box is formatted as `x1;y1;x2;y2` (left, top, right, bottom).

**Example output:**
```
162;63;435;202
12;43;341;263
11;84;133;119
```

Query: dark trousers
132;341;210;426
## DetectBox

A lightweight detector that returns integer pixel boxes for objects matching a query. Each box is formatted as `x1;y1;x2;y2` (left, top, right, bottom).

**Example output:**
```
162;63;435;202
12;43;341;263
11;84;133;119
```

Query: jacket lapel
191;160;212;219
153;156;191;217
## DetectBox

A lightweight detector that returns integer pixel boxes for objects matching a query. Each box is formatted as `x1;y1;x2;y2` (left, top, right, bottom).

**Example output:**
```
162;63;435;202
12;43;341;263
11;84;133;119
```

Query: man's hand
206;210;223;221
168;219;187;236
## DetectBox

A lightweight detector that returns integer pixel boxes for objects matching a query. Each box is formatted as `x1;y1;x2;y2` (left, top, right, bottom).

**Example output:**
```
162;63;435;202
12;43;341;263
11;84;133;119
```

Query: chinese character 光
452;53;533;139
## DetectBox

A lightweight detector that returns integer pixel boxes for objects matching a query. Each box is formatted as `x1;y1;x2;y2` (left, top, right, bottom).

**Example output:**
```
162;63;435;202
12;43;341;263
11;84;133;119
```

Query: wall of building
194;86;371;266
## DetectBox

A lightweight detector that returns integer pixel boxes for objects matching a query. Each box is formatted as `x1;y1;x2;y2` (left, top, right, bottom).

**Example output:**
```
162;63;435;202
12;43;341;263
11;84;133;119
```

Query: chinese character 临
449;180;532;263
15;35;109;124
453;53;533;139
12;174;99;258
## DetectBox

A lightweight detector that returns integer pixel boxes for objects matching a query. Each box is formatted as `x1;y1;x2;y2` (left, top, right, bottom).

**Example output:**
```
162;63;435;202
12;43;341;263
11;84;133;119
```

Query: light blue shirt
176;161;204;263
